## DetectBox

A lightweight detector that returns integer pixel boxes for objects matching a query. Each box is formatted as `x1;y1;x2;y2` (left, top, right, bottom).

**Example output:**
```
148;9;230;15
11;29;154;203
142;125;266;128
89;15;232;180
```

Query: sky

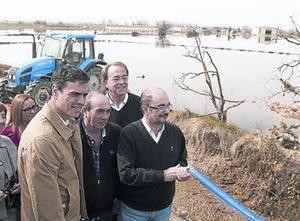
1;0;300;29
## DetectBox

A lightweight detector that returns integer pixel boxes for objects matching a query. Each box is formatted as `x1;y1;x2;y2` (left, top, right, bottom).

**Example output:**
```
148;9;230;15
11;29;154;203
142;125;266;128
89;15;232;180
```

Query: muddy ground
269;102;300;121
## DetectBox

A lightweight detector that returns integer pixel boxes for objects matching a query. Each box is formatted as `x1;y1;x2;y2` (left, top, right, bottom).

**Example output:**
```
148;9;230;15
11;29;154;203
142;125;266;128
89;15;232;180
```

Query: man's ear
83;111;88;119
52;85;59;98
141;105;147;115
103;79;108;88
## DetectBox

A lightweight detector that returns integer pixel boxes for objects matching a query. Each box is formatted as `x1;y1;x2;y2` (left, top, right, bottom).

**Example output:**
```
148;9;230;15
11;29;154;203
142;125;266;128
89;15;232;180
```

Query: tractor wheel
86;65;104;92
25;79;51;108
0;77;12;104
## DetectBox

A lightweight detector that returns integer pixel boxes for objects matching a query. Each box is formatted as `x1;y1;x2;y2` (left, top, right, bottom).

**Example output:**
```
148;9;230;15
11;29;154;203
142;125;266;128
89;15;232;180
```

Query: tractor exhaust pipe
30;34;37;58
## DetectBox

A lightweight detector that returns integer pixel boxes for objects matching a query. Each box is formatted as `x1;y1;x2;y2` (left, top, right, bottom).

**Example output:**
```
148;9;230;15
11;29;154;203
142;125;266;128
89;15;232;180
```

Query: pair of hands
164;164;192;182
0;183;20;201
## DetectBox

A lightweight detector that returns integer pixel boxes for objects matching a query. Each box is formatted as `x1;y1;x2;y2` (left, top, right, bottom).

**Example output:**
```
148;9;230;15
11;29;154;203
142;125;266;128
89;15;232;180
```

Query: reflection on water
155;38;172;48
0;31;299;132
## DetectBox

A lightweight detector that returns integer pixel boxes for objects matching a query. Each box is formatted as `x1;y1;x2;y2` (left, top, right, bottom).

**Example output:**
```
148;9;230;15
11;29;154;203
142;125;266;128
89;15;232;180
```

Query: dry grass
169;111;300;221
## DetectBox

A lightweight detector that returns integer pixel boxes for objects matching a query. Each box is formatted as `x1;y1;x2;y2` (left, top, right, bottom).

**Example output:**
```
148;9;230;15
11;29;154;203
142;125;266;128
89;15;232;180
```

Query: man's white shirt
141;117;165;143
106;93;128;111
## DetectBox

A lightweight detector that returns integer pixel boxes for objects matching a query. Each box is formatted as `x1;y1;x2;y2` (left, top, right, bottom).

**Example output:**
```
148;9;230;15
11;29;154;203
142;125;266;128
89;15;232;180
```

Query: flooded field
0;30;299;132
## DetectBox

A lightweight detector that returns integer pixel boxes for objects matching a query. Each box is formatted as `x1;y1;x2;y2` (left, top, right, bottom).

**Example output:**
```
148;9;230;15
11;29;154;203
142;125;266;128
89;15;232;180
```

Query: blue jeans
119;202;172;221
87;213;112;221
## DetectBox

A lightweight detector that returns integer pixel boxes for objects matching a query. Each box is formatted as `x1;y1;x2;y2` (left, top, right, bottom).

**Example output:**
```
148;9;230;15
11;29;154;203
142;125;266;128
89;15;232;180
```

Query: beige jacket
18;103;87;221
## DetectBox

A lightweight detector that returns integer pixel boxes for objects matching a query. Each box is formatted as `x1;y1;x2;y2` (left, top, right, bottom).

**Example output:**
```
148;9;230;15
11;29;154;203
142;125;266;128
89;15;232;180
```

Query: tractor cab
41;33;99;67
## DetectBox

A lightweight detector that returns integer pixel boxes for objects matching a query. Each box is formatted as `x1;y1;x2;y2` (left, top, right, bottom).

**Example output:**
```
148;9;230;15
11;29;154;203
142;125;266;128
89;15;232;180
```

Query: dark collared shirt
82;122;106;184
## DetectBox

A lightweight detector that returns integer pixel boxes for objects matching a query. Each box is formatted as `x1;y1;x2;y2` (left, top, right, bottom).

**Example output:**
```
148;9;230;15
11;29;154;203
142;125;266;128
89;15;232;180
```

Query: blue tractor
0;32;106;107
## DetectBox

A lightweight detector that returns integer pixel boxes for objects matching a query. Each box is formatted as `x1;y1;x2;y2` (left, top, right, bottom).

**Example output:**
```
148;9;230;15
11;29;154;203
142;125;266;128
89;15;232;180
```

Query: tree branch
175;27;244;122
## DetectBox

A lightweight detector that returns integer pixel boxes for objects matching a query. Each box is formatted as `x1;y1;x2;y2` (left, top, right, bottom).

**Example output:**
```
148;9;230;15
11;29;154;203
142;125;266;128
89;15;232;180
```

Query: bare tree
284;17;300;46
175;29;244;122
267;17;300;148
273;17;300;101
156;21;172;40
155;21;172;47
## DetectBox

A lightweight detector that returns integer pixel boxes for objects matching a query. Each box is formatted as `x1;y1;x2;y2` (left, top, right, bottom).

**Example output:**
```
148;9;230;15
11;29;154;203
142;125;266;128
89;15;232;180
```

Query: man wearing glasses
18;65;89;221
102;61;143;128
117;87;191;221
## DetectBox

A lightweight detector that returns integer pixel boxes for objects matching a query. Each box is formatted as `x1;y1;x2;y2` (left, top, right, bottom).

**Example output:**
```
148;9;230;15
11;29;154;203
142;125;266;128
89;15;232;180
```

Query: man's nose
103;111;111;118
77;95;87;105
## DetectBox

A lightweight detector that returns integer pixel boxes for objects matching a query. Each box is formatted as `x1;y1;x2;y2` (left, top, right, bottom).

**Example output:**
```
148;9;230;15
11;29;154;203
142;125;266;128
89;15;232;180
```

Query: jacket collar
79;118;111;143
42;103;77;142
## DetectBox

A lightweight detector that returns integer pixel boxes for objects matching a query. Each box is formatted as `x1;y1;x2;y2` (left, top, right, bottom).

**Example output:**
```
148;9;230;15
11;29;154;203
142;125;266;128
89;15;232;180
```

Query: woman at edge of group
1;94;38;147
0;103;7;134
0;134;20;220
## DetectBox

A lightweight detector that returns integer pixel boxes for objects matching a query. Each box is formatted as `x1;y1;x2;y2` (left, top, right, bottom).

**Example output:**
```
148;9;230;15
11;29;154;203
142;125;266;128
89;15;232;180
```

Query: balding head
140;87;167;107
140;87;170;115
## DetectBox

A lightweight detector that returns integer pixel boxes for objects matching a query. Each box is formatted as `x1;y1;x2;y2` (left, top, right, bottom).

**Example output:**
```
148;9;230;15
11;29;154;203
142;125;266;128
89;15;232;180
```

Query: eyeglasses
146;103;172;111
22;105;38;113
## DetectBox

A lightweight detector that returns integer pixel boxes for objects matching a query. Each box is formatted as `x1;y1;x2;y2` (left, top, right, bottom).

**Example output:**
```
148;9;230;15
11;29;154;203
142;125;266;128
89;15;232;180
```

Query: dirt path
171;146;246;221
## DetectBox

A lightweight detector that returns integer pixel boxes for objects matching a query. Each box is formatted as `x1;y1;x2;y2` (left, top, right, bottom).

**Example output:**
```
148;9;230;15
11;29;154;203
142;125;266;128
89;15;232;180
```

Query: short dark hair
51;65;90;91
0;102;7;115
102;61;129;83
